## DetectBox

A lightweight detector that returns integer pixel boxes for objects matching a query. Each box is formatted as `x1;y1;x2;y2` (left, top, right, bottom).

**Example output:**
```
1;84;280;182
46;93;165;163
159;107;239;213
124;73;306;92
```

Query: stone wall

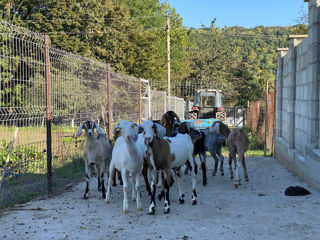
275;0;320;191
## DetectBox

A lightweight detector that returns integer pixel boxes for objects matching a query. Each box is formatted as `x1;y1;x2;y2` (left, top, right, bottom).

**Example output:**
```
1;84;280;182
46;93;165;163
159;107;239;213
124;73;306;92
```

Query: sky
167;0;308;28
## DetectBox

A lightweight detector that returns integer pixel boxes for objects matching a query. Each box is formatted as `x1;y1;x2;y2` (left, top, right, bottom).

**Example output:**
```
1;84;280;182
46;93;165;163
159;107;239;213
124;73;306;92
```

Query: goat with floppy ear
105;120;144;213
77;120;112;199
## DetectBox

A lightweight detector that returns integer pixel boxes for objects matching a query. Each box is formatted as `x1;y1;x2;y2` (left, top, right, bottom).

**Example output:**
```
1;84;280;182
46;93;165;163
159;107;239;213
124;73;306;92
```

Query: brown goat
160;111;180;136
227;127;249;188
211;121;249;187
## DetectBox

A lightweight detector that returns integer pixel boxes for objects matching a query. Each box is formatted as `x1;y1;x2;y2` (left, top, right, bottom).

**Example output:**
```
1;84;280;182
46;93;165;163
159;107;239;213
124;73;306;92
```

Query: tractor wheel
216;111;226;121
188;111;198;119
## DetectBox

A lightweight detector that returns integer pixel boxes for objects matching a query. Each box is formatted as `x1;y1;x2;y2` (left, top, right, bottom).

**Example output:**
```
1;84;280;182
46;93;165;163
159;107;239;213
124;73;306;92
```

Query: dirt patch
0;157;320;240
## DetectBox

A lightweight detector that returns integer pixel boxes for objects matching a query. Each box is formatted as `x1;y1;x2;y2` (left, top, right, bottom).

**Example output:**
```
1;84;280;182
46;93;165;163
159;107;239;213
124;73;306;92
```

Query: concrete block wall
275;0;320;192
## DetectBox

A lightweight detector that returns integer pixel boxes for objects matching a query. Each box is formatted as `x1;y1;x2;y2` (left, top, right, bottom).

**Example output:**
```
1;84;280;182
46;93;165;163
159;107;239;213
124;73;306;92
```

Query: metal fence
0;21;152;207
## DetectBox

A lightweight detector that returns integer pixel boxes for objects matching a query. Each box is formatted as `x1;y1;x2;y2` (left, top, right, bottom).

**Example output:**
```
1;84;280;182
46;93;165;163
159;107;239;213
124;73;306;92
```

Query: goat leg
241;155;249;182
148;180;157;215
228;153;234;179
101;172;106;199
142;162;151;195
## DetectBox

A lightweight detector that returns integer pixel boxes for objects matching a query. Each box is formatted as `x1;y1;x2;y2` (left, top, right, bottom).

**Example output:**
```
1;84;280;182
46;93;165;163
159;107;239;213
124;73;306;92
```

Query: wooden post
166;15;171;97
107;63;112;140
139;78;142;124
264;80;269;157
44;35;52;194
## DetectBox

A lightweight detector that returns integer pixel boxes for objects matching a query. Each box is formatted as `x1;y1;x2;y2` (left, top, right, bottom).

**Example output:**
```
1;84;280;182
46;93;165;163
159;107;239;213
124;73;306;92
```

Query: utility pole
264;80;268;157
166;15;171;97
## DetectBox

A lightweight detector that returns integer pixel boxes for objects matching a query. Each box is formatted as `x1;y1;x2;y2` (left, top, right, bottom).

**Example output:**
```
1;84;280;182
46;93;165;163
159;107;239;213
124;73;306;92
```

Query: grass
0;154;85;209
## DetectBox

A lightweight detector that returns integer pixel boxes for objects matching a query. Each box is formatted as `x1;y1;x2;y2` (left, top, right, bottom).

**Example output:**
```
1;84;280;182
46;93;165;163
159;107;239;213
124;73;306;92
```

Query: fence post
264;80;269;157
139;78;142;124
44;35;52;194
107;63;112;140
147;84;151;120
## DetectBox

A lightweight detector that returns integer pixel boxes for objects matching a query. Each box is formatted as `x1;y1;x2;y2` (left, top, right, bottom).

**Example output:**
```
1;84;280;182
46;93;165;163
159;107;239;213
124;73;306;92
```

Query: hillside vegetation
0;0;307;106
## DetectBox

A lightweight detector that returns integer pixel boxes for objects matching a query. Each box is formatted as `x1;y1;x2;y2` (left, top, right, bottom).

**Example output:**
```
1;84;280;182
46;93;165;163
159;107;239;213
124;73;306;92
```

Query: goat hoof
203;181;207;186
112;182;117;187
230;176;234;179
245;178;249;182
132;198;136;202
192;200;197;205
164;208;170;214
184;169;189;175
148;207;155;215
221;172;224;176
179;198;185;204
102;193;106;199
235;183;238;188
137;208;142;211
83;194;88;199
123;209;128;214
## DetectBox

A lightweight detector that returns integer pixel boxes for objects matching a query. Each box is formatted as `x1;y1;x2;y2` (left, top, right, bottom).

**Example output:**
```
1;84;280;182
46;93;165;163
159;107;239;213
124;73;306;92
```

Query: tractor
183;89;226;129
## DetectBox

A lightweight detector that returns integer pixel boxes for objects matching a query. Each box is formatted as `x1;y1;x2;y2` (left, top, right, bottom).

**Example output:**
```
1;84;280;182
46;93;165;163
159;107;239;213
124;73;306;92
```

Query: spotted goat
138;120;199;214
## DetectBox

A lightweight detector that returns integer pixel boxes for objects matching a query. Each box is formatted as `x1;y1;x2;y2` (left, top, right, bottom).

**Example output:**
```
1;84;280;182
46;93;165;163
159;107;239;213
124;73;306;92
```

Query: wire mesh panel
110;72;140;128
0;21;49;206
151;90;167;120
49;48;110;189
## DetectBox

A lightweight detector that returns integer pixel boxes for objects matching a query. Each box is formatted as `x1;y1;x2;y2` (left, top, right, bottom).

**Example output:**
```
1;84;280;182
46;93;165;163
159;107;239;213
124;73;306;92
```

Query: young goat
228;128;249;188
105;120;144;213
112;121;166;195
76;121;112;199
211;121;249;187
139;120;198;214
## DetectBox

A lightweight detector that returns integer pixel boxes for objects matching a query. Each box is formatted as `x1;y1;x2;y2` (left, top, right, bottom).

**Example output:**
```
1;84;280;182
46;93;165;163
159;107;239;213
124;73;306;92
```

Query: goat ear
76;124;84;137
154;123;165;138
135;125;143;134
95;123;105;136
112;125;120;135
132;126;139;142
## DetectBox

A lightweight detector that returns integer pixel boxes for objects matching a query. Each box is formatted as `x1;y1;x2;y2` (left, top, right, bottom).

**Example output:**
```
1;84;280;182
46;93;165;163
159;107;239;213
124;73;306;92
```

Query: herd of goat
75;111;249;214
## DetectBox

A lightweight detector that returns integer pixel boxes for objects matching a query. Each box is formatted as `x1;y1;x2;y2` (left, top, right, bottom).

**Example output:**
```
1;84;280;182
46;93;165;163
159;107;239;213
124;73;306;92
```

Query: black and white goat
76;121;112;199
174;121;225;185
139;120;199;214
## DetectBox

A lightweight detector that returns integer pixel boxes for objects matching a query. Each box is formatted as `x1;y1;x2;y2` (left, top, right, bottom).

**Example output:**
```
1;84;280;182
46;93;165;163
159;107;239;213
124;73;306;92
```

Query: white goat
113;121;166;195
139;120;197;214
76;120;112;199
105;120;144;213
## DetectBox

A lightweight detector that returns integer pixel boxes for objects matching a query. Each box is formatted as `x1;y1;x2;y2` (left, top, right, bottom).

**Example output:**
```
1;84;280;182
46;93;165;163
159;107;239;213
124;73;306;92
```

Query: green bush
0;140;46;172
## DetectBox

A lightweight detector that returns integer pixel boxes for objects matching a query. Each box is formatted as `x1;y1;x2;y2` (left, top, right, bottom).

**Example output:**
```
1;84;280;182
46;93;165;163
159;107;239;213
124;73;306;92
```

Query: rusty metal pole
107;63;112;140
139;78;142;124
44;35;52;194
